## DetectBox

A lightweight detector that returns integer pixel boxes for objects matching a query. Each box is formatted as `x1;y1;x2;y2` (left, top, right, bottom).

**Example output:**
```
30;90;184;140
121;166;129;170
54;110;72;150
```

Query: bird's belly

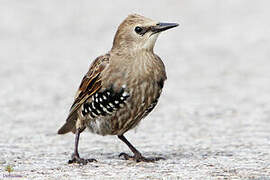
86;108;134;136
115;81;162;135
87;118;114;135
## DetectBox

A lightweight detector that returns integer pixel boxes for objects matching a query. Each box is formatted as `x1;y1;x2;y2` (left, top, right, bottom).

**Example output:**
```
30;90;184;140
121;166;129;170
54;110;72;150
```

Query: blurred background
1;0;270;179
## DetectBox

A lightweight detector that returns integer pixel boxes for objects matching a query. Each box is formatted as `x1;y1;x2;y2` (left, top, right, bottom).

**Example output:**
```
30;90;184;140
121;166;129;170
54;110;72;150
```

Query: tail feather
57;112;78;134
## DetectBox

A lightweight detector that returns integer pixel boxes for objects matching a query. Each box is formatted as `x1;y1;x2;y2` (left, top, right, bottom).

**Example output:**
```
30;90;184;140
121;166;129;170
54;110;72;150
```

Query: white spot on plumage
92;111;98;116
100;104;111;114
103;95;107;100
99;98;102;102
123;91;129;97
84;106;88;112
90;112;97;118
109;103;114;108
99;104;106;111
104;108;111;114
115;100;119;104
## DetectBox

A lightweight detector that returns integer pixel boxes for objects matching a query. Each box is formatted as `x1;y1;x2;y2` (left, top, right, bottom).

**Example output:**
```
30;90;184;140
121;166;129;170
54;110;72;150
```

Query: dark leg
68;128;97;165
118;135;164;162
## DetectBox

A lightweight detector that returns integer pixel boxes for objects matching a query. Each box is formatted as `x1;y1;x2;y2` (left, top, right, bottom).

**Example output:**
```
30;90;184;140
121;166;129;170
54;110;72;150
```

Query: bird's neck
111;49;161;77
110;47;154;57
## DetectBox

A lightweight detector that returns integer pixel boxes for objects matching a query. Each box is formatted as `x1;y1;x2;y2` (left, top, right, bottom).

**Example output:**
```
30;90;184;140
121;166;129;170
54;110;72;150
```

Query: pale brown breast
84;52;166;135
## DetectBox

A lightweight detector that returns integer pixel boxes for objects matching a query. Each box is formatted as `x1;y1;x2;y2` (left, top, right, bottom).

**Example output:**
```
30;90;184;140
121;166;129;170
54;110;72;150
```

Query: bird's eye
134;26;143;34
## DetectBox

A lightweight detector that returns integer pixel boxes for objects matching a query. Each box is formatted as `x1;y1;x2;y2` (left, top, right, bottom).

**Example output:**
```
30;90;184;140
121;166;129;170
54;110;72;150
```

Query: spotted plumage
81;87;130;117
57;14;178;164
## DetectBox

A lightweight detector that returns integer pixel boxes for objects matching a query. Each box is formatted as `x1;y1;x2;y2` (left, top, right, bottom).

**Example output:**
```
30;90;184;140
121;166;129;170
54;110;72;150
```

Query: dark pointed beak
151;22;179;34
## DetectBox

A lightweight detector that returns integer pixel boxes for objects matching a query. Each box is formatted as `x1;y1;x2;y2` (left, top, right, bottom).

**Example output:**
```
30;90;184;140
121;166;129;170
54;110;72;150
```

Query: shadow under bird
58;14;178;164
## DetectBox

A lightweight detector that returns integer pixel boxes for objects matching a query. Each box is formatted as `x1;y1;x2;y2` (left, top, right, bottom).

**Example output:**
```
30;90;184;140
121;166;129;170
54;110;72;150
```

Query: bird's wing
57;54;110;134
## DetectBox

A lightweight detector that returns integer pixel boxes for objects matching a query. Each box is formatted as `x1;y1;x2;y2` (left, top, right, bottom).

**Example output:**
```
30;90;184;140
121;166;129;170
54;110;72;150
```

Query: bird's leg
68;128;97;165
118;135;164;162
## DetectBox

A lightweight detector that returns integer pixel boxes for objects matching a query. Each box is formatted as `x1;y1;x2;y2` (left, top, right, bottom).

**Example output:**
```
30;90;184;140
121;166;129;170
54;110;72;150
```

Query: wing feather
57;54;110;134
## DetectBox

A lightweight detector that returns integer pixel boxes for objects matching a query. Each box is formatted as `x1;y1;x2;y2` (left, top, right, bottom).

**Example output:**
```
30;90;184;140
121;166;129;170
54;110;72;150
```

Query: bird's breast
86;52;166;135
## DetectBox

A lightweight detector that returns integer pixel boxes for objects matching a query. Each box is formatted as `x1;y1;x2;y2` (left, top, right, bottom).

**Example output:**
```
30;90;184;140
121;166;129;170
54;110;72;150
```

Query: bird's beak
151;22;179;34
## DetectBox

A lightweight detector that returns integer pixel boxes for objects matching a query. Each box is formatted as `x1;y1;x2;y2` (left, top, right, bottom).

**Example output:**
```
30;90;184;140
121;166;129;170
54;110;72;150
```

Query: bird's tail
57;112;77;134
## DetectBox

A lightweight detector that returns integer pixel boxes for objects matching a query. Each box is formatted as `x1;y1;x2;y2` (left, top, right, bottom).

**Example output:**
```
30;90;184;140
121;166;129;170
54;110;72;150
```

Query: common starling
58;14;178;164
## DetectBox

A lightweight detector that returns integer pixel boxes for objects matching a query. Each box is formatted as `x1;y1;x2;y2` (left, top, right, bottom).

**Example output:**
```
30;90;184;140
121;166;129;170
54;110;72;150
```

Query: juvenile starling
58;14;178;164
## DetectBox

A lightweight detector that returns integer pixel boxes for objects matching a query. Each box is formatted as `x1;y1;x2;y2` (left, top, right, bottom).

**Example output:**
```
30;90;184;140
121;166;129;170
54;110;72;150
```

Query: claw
68;153;97;165
119;152;133;160
119;152;165;162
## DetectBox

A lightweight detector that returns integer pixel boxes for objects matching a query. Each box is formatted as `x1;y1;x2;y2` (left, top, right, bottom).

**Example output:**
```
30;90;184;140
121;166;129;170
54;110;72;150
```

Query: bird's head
112;14;178;52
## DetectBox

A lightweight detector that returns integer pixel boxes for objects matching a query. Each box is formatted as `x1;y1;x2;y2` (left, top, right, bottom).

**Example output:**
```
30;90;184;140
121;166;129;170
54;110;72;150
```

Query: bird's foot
119;152;165;162
68;153;97;165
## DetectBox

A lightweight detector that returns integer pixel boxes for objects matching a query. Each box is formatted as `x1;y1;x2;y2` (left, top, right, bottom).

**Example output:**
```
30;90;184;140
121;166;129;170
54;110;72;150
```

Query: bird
57;14;178;164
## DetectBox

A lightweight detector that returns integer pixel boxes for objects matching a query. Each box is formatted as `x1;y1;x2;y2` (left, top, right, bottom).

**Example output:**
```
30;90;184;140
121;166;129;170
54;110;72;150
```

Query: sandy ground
1;0;270;179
